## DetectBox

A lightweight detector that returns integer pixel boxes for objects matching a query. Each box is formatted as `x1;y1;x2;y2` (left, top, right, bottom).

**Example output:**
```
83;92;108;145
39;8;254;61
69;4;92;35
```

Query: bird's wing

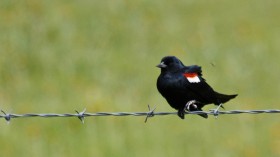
181;65;216;103
182;65;203;83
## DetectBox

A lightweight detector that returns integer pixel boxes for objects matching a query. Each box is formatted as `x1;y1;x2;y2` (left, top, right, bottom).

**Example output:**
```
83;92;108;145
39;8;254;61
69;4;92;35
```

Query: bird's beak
156;62;167;68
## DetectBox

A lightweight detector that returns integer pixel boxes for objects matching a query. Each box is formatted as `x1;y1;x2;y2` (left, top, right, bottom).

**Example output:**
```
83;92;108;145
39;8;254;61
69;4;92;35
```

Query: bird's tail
214;92;238;105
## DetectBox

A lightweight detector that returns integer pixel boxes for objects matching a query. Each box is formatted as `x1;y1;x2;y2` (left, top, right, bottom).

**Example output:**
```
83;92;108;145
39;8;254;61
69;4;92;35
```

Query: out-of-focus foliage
0;0;279;157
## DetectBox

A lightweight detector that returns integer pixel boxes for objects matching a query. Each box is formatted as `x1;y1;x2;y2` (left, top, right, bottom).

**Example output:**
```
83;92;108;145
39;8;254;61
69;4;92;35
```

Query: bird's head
156;56;184;72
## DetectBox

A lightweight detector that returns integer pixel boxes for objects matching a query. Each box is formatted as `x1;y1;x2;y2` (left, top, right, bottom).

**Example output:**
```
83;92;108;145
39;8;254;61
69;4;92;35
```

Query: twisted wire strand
1;109;279;123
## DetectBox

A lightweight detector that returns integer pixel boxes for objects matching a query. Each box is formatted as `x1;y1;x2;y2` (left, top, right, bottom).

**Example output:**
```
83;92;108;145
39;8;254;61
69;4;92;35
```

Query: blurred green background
0;0;280;157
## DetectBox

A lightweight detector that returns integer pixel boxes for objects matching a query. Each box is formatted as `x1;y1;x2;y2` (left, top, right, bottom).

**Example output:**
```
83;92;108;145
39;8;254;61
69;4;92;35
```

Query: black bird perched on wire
156;56;237;119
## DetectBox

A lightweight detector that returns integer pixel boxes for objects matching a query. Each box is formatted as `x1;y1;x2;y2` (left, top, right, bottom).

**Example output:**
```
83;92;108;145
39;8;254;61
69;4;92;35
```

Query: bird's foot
213;103;223;118
178;100;197;119
184;100;198;111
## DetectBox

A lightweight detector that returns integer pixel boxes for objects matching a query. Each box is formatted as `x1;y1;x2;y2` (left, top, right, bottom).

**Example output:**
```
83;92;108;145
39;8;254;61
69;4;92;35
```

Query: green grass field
1;0;280;156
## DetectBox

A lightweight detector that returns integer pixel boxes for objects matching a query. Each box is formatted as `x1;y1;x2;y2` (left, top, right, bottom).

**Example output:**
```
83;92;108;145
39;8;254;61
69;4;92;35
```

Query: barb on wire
145;105;157;123
75;108;86;124
1;110;11;124
0;107;280;124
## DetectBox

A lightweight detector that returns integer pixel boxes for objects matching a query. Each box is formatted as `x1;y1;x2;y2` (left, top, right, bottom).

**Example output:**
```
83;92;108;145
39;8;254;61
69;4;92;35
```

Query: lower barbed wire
0;108;279;123
0;109;279;118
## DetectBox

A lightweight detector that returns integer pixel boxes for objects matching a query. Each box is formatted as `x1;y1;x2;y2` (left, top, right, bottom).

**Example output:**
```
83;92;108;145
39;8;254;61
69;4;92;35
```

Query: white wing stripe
186;76;200;83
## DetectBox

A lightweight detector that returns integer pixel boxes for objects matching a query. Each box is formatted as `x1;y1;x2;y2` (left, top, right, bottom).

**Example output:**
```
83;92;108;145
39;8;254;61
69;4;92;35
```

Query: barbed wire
0;105;279;124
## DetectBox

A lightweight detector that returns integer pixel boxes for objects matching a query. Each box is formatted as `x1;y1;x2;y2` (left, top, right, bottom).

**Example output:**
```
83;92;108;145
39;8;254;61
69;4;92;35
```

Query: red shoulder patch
183;73;200;83
183;73;198;78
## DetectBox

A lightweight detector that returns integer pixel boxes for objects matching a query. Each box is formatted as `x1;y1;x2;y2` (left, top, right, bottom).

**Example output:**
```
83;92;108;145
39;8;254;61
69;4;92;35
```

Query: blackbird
156;56;237;119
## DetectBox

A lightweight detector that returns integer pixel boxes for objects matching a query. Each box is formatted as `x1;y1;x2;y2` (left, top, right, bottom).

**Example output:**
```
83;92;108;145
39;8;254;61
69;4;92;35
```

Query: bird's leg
177;101;197;120
184;100;198;111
